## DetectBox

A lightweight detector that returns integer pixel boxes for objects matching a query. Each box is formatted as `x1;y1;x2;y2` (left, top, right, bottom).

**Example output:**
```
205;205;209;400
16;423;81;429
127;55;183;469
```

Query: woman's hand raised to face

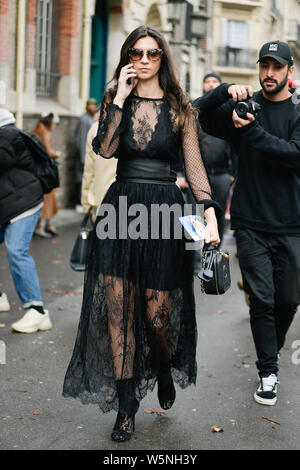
113;64;138;108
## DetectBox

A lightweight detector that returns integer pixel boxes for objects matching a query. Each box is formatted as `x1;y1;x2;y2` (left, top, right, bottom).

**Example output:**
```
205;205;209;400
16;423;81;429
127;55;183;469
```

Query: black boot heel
157;372;176;410
111;412;135;442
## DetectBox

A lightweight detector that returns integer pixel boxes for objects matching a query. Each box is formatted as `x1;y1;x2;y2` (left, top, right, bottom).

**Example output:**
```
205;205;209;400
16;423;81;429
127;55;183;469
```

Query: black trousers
236;229;300;375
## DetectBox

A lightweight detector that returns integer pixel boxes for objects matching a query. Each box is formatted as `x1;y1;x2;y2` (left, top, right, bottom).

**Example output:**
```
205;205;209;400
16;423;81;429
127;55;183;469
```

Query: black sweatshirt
193;83;300;234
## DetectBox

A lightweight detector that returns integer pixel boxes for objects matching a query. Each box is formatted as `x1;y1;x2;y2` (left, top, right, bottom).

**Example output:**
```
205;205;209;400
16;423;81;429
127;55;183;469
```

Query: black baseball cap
257;40;294;66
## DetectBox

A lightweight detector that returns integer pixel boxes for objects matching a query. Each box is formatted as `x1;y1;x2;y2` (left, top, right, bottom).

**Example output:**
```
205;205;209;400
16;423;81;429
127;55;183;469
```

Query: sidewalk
0;218;300;450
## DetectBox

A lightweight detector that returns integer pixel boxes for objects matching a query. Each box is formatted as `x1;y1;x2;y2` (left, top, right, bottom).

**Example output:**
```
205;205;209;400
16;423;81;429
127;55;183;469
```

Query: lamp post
190;10;209;40
166;1;209;95
166;0;185;44
166;1;209;44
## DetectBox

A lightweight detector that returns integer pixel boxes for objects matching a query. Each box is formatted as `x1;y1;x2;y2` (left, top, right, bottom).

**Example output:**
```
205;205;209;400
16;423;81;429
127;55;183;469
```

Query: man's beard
260;71;289;95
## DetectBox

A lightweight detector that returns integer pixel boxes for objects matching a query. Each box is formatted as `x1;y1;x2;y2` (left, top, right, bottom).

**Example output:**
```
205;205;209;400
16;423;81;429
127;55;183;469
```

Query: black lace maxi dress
63;94;217;413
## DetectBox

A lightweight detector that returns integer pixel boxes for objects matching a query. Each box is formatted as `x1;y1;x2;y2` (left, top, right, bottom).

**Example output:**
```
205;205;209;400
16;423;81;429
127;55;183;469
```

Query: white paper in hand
179;215;205;241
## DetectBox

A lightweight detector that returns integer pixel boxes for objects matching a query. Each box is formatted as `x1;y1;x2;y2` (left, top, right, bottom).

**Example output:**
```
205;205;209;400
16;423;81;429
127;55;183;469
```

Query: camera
235;96;261;120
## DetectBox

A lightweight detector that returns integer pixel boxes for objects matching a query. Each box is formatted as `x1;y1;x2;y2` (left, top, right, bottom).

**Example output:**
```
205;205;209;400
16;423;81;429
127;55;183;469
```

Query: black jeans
236;229;300;375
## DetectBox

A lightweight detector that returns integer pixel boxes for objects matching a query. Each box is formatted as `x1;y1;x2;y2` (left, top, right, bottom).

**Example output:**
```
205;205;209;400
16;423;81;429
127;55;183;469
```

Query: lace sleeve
182;111;212;202
92;95;124;159
182;111;223;225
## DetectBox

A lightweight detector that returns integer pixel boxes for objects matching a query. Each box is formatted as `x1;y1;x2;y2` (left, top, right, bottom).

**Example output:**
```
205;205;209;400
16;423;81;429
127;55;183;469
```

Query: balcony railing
217;46;257;69
217;0;262;7
36;70;61;98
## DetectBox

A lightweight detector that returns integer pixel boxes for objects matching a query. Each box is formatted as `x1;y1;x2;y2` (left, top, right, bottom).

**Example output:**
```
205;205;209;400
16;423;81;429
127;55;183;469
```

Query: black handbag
197;244;231;295
70;213;94;271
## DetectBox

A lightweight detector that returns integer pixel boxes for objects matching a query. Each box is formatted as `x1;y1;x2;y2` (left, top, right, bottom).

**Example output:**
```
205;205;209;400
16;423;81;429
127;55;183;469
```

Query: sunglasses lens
148;49;162;61
129;48;162;62
129;49;143;62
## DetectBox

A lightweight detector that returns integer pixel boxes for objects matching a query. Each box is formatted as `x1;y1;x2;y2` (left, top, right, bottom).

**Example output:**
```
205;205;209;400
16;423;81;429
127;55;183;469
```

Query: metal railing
217;46;257;69
36;70;61;98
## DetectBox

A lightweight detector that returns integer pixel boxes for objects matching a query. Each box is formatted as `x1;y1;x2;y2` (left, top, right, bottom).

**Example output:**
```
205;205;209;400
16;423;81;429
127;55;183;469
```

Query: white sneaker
11;308;52;333
254;373;279;406
0;293;10;312
75;204;84;214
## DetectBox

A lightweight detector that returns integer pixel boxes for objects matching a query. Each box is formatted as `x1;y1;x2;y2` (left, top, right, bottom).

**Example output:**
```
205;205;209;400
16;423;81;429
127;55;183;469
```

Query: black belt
116;158;177;184
208;168;229;176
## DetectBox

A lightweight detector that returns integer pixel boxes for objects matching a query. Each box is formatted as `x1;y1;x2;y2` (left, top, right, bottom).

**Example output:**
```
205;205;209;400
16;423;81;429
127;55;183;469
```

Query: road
0;211;299;450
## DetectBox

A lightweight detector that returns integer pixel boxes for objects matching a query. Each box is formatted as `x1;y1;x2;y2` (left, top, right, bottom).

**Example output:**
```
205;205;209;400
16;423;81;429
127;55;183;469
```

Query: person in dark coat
199;73;237;234
0;109;52;333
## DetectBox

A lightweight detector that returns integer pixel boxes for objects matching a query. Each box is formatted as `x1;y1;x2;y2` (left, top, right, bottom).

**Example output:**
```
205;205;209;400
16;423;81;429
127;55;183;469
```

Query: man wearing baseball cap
257;40;294;66
193;41;300;406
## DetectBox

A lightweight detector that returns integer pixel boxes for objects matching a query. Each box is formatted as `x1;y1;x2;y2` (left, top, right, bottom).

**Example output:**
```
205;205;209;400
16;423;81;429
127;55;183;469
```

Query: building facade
0;0;210;207
210;0;300;89
0;0;299;206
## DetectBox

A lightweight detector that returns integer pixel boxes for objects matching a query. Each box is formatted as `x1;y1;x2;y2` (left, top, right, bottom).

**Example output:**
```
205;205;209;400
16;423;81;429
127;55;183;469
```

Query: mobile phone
127;78;132;85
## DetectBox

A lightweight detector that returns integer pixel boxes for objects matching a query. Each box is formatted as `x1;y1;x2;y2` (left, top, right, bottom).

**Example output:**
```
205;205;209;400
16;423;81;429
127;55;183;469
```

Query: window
226;20;247;49
217;19;255;68
36;0;59;97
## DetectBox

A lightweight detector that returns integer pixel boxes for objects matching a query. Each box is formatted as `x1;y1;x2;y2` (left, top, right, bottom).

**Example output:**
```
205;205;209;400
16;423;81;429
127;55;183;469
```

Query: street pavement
0;210;300;451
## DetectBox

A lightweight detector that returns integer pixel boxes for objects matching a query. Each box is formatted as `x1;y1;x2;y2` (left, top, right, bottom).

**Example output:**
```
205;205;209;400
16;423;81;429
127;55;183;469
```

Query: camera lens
236;102;248;114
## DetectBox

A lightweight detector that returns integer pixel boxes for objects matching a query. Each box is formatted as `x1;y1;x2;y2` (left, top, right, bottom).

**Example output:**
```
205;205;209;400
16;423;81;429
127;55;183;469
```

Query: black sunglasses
128;48;163;62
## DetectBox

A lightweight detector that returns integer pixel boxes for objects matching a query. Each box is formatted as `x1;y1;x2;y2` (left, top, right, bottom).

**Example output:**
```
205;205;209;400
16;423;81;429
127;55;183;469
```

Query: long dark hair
106;25;193;125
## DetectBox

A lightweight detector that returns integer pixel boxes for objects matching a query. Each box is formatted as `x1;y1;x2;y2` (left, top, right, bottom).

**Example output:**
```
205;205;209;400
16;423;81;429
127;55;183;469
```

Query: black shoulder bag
70;213;94;271
197;243;231;295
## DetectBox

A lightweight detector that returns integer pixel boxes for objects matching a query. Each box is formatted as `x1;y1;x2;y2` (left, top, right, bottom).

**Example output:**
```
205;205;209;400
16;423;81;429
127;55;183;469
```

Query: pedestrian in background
75;98;98;211
81;118;117;221
0;109;52;333
63;25;220;442
199;72;236;242
178;72;236;246
31;112;61;238
194;40;300;406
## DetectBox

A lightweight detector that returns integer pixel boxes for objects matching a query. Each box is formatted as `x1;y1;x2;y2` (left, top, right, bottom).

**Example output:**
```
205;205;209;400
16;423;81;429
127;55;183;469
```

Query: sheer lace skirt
63;181;197;413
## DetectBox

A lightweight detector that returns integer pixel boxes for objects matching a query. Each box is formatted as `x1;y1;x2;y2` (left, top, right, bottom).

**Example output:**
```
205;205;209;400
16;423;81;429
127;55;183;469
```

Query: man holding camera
194;40;300;406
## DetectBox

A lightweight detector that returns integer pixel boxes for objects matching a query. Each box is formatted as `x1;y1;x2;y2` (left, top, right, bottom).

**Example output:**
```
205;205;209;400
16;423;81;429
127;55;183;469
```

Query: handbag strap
198;246;214;282
81;213;92;229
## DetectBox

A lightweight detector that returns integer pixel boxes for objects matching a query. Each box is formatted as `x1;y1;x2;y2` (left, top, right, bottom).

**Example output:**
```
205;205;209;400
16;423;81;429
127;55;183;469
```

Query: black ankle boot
111;379;138;442
111;412;135;442
157;372;176;410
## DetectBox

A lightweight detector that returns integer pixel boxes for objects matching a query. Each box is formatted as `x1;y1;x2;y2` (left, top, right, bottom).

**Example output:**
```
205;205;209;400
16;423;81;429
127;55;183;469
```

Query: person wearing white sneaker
0;292;10;312
11;308;52;334
194;41;300;407
0;109;54;333
254;373;280;406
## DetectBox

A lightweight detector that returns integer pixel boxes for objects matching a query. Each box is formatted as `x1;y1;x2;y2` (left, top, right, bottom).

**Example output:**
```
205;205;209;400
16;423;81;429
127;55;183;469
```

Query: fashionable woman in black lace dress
63;25;220;442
